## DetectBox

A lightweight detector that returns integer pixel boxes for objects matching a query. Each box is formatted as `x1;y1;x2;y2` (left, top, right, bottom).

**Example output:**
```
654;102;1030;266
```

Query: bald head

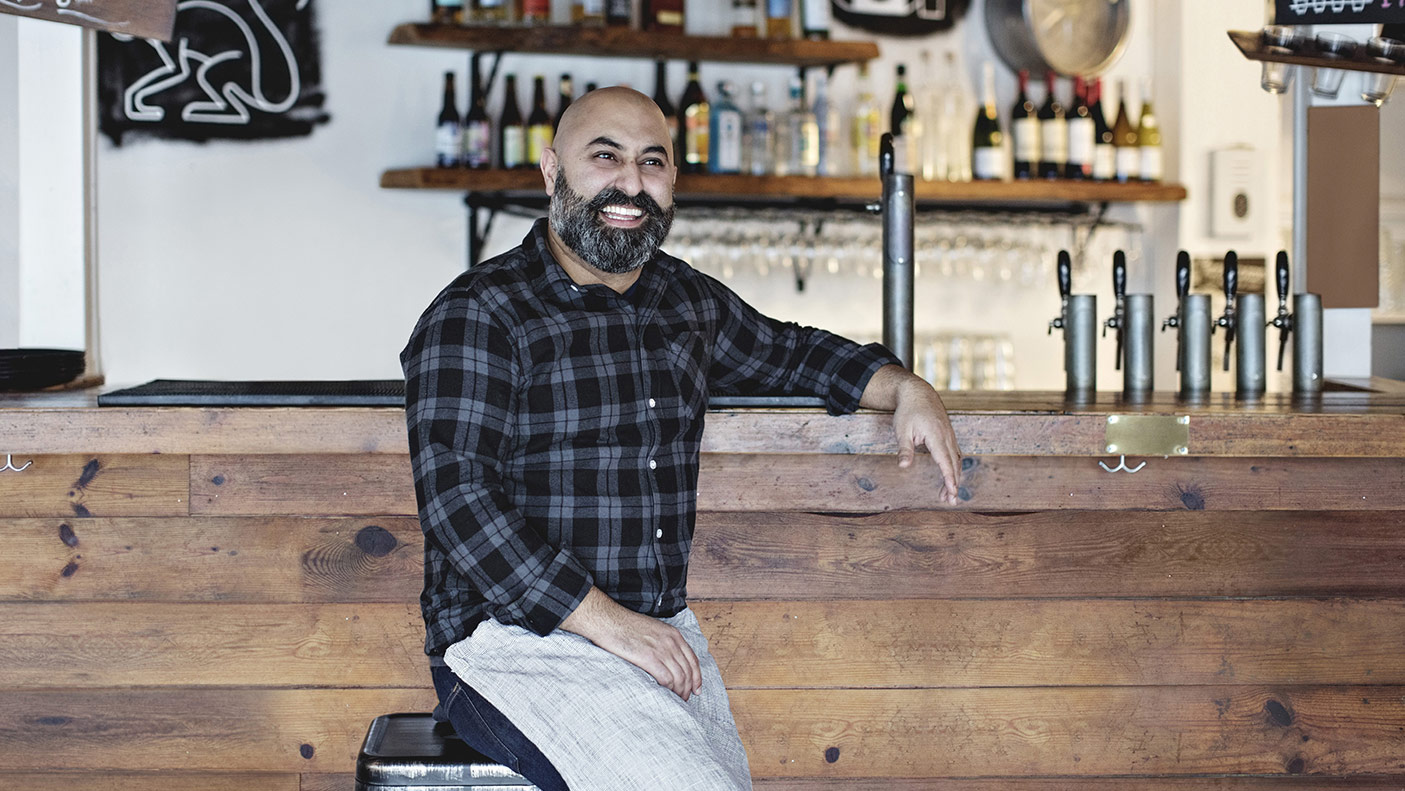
552;86;673;167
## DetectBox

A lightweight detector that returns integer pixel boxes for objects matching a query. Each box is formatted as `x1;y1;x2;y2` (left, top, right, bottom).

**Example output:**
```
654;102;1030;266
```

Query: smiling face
541;87;677;277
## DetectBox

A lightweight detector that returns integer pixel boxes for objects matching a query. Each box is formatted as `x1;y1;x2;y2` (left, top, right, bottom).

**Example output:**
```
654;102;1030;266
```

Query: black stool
356;712;539;790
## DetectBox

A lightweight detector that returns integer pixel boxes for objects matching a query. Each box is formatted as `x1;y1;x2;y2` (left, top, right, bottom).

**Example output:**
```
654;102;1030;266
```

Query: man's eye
643;158;664;167
593;151;616;160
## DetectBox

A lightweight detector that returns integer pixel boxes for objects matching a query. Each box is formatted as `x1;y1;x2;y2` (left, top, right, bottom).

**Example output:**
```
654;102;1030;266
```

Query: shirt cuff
825;342;904;416
516;548;595;637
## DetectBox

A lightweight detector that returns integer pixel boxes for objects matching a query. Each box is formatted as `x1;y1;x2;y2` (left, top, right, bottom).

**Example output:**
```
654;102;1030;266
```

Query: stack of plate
0;349;86;392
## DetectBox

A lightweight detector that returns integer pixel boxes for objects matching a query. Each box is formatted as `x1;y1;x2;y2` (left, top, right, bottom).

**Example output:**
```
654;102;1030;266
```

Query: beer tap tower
1213;251;1268;399
1163;251;1212;398
1049;250;1096;395
1268;251;1325;395
1104;250;1155;397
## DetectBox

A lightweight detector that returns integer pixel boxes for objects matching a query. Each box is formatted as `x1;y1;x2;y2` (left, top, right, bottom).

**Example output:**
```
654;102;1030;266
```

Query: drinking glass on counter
1362;37;1405;106
1312;31;1358;98
917;334;1016;391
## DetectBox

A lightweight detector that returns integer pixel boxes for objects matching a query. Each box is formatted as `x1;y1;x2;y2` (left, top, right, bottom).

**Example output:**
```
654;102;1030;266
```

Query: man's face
544;89;677;275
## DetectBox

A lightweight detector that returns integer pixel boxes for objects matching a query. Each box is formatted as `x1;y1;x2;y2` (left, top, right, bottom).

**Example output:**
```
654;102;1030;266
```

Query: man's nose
612;162;644;195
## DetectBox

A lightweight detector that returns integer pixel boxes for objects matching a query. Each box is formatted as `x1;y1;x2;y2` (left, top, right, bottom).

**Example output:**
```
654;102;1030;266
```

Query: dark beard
549;169;674;275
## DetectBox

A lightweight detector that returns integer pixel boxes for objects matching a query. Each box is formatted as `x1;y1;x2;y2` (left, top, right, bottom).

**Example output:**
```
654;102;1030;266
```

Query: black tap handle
1058;250;1071;300
1176;251;1190;300
1276;250;1290;311
1223;251;1238;304
879;133;895;178
1112;251;1126;300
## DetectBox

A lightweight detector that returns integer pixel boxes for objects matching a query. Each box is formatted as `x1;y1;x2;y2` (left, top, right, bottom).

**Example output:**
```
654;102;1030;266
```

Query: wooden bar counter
2;386;1404;790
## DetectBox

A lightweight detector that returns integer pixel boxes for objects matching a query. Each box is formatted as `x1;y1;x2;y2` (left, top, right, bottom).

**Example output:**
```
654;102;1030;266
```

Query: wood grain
0;455;189;518
0;773;297;791
189;456;416;516
3;599;1401;689
0;517;421;603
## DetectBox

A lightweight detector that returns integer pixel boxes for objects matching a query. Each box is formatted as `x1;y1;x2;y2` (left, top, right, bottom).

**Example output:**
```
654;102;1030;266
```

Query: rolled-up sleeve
701;275;902;415
402;293;593;637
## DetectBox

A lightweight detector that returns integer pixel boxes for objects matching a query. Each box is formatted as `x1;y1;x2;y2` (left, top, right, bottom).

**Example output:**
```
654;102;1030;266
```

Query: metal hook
1098;455;1146;474
2;454;33;473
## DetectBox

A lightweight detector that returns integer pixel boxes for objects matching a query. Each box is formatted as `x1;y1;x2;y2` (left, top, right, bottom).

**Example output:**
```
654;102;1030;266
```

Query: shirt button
655;528;664;538
648;459;657;470
648;398;656;408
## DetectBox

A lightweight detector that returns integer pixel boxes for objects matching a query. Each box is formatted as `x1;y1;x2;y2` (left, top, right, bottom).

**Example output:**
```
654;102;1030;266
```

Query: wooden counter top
2;386;1403;457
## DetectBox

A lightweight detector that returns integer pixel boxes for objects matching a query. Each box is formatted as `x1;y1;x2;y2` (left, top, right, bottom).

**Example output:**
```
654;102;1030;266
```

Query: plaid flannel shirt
402;219;900;657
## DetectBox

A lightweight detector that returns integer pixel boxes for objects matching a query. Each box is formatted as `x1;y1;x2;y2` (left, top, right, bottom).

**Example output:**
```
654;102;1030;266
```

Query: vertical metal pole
1292;70;1309;289
880;134;914;370
81;30;103;382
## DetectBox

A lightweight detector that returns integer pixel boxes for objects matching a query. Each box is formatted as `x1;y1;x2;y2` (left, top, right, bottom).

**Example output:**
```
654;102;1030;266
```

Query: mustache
586;187;667;220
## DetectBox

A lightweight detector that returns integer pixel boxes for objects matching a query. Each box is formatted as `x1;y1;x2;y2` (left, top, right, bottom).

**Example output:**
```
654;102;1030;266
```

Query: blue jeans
431;663;570;791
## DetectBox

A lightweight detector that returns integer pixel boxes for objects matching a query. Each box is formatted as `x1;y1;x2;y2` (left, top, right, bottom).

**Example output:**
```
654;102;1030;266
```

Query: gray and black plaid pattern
402;219;900;657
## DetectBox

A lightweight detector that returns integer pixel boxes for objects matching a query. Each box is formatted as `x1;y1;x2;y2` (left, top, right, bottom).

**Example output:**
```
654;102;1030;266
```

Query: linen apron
444;608;753;791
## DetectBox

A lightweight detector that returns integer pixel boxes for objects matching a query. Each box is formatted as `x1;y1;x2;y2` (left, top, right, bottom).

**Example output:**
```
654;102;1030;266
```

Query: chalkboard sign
0;0;177;42
97;0;329;146
1276;0;1405;25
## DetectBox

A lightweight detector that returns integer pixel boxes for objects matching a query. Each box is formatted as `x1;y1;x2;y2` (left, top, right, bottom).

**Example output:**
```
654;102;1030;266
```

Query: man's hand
860;364;963;505
560;587;702;701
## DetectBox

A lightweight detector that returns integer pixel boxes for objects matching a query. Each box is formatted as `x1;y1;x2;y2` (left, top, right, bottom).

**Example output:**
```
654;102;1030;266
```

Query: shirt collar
524;218;669;314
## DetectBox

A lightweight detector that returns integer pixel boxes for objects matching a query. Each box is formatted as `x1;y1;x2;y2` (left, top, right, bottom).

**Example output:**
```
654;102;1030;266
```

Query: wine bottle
765;0;792;39
463;62;492;170
1091;78;1116;181
572;0;605;25
1112;79;1139;183
801;0;830;39
745;81;775;176
1065;76;1094;179
499;74;527;169
1137;79;1163;182
554;73;573;132
646;0;684;32
852;62;881;177
1010;68;1038;180
605;0;632;26
731;0;758;36
679;61;709;174
436;72;462;168
652;60;679;162
521;0;550;25
527;75;553;165
890;64;915;172
1037;71;1067;180
971;61;1004;181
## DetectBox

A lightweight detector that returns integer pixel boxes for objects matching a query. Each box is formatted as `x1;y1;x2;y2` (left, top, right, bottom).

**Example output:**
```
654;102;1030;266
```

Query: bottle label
713;109;743;172
685;105;709;165
523;0;550;16
1041;119;1068;165
1094;144;1116;179
528;124;553;163
1067;118;1095;166
464;121;492;167
1012;117;1040;162
437;123;462;167
1116;146;1140;181
767;0;792;19
502;127;526;168
1140;146;1163;181
973;146;1004;181
479;0;504;6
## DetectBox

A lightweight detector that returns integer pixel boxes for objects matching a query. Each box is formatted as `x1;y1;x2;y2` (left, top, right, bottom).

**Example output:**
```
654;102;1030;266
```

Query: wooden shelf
1373;312;1405;325
381;167;1188;204
388;23;879;67
1229;29;1405;76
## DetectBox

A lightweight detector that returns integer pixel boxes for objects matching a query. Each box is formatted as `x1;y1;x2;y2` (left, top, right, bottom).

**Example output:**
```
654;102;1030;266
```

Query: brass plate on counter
1103;415;1190;456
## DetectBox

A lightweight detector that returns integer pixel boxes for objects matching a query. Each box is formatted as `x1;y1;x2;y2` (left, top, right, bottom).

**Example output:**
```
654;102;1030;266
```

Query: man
402;86;961;791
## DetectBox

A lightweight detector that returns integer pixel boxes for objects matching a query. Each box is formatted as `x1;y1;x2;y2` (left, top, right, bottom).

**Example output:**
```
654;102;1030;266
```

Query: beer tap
1212;251;1238;372
1049;249;1096;394
1161;251;1191;371
1104;250;1127;370
1269;250;1293;372
1048;249;1071;336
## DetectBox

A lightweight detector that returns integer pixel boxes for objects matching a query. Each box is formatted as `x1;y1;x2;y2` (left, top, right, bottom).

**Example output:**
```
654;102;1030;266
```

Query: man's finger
896;429;916;468
932;447;959;504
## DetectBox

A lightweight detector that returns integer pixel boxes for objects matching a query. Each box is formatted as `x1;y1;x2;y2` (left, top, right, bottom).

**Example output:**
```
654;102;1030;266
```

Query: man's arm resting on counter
861;364;963;506
560;587;702;701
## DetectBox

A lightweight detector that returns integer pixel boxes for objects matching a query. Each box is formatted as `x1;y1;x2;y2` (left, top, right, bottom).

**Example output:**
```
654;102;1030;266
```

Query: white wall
0;15;18;348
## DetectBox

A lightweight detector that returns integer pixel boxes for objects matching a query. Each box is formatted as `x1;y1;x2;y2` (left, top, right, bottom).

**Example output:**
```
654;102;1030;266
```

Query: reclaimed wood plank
300;776;1405;791
0;772;298;791
189;456;416;516
0;517;421;603
0;455;189;518
4;599;1402;689
697;454;1405;511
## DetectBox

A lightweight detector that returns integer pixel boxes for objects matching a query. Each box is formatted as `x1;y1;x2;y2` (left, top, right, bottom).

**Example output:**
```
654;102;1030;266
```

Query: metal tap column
880;133;915;370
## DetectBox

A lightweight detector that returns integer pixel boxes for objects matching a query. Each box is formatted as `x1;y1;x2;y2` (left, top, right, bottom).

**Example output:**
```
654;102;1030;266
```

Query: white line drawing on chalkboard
1287;0;1371;13
0;0;43;12
114;0;309;126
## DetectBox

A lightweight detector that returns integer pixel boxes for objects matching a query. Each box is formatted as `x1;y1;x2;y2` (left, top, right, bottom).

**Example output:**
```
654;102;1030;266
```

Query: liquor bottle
1037;72;1067;179
554;73;573;132
943;51;973;182
477;0;509;25
573;0;605;24
812;70;841;176
1065;75;1094;179
646;0;684;32
678;61;709;174
463;62;493;170
800;0;830;39
499;74;527;169
431;0;464;25
521;0;550;25
765;0;792;38
652;60;679;160
1112;79;1139;183
605;0;632;26
1137;79;1163;182
917;50;941;181
1090;78;1116;181
436;72;462;168
731;0;758;36
744;81;775;176
971;61;1004;181
710;81;744;174
890;64;915;172
851;62;882;177
527;75;553;165
585;82;598;92
1010;68;1038;180
784;75;818;176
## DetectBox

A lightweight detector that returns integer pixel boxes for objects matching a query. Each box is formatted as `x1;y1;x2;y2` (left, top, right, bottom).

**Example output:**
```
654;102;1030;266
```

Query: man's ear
541;147;559;196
